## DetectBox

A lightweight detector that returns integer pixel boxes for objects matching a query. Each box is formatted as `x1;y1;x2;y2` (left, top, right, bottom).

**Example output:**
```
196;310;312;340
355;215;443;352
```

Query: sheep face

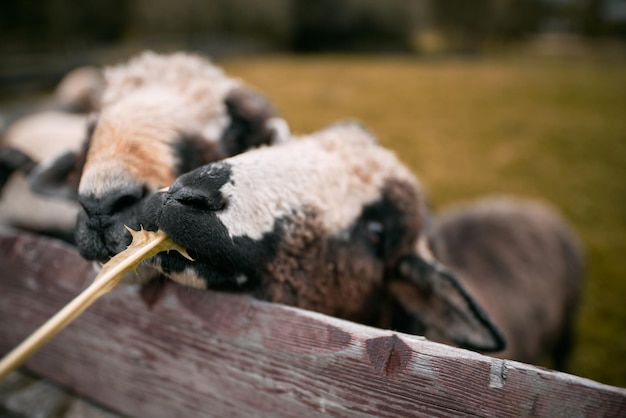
137;123;505;351
139;123;420;290
74;93;220;261
73;52;288;263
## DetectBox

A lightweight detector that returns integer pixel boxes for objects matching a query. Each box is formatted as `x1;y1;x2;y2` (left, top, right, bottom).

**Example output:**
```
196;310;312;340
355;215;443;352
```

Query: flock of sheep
0;51;584;371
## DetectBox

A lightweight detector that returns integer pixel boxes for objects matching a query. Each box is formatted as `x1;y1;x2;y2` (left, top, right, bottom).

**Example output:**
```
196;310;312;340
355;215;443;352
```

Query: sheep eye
216;196;228;210
366;220;384;244
205;194;228;211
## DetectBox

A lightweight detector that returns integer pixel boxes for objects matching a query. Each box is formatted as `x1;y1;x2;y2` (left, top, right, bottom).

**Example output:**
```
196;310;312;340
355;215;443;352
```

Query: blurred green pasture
223;55;626;387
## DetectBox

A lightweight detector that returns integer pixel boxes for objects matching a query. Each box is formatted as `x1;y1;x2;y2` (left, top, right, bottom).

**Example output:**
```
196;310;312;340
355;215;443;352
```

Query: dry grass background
222;55;626;387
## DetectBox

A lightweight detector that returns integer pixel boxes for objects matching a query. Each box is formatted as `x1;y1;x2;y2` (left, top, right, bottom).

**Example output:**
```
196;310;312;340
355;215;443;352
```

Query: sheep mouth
75;212;137;262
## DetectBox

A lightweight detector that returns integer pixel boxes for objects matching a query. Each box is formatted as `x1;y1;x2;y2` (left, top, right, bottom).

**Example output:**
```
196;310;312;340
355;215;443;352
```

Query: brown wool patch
257;208;386;324
85;122;177;190
382;178;424;263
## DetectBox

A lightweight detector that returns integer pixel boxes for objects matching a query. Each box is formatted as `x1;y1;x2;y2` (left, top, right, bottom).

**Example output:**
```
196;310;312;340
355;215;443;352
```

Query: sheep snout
78;184;148;219
75;185;149;261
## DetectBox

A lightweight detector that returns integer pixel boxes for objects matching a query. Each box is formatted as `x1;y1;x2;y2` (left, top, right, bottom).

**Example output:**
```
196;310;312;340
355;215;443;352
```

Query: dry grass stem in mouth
0;227;192;380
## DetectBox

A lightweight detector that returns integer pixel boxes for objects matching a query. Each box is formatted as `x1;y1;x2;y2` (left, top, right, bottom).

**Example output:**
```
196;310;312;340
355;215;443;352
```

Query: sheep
0;65;102;240
0;64;103;169
414;197;584;370
0;111;85;241
74;51;289;264
126;122;507;353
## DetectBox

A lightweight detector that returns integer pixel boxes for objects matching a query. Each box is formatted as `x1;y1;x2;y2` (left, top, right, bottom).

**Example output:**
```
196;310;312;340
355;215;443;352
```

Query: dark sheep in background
421;197;585;370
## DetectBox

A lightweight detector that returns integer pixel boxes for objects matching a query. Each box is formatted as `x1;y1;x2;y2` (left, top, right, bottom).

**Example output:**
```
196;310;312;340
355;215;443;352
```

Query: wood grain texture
1;229;625;417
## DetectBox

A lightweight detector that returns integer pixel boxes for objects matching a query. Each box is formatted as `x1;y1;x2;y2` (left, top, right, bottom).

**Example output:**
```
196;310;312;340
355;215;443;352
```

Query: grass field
222;55;626;387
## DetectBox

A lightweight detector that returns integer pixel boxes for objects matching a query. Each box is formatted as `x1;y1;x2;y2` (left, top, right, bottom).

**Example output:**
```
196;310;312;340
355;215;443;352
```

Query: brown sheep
409;197;584;369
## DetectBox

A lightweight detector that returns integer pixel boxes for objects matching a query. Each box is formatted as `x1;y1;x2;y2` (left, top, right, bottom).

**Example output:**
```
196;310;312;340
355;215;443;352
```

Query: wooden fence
0;229;625;417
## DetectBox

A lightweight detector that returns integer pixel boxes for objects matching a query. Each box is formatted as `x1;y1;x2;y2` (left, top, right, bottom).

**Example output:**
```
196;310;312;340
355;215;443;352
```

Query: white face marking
215;124;420;240
265;117;290;144
78;160;138;197
80;51;243;199
168;267;208;289
201;114;230;143
0;173;79;232
417;235;436;262
4;111;86;162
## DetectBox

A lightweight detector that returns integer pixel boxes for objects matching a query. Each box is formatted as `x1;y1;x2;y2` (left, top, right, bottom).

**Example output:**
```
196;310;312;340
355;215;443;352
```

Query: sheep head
67;51;288;263
136;122;505;351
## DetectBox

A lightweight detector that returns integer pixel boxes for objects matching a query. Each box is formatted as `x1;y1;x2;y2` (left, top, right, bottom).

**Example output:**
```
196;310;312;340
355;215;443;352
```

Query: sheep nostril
79;184;148;217
110;192;143;214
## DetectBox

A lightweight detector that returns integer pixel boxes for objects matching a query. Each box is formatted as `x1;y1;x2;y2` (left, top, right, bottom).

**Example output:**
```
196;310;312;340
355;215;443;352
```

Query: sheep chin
90;259;160;286
167;267;209;290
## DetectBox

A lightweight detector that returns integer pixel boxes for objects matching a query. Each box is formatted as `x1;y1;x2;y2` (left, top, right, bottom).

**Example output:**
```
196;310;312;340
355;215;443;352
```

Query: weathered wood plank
1;229;625;417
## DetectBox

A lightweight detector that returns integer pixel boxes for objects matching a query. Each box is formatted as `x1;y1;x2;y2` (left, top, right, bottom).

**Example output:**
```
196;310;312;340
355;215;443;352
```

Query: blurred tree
0;0;129;52
491;0;548;39
430;0;548;52
575;0;626;38
430;0;493;52
289;0;421;52
578;0;607;37
130;0;291;51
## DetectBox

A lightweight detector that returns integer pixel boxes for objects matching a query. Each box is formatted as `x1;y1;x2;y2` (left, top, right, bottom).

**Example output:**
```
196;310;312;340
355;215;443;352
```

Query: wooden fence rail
0;229;625;417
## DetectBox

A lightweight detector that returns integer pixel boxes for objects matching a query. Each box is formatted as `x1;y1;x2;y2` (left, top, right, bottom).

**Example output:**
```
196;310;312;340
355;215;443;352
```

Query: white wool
217;123;420;240
101;51;239;134
98;86;202;147
78;159;140;197
3;111;86;161
80;52;241;195
0;174;79;232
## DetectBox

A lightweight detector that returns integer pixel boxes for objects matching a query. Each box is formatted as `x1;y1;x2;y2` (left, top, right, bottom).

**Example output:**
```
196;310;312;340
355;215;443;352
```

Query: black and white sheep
130;122;507;353
73;51;289;263
418;197;585;369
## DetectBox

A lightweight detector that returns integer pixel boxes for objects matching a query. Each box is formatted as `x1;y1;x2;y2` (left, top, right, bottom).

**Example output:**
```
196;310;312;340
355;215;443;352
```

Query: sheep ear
28;150;80;201
220;87;289;156
30;114;97;200
389;254;506;352
0;147;37;191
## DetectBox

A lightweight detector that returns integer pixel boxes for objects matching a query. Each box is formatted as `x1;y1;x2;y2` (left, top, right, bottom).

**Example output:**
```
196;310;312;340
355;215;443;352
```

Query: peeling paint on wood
489;359;506;389
1;230;625;417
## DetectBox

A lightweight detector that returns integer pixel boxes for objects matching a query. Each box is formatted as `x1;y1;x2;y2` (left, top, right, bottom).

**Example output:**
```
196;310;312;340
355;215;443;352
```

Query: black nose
79;183;147;218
